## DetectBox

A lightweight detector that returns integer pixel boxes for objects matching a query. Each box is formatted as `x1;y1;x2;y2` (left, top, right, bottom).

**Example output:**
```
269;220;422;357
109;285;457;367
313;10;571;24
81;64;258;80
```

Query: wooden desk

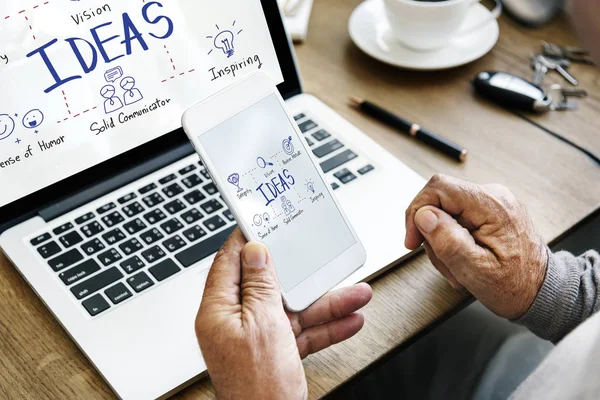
1;1;599;399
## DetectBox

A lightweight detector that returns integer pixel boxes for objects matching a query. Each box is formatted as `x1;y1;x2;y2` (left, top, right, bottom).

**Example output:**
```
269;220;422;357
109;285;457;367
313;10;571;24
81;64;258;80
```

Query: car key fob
474;71;553;112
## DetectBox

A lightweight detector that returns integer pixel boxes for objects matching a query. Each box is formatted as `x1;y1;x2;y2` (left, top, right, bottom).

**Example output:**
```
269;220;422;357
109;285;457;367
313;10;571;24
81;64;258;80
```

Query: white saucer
349;0;500;70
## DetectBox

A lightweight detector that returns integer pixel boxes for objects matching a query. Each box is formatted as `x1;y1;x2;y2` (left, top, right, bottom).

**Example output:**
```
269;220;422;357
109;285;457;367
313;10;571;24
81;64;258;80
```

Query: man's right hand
405;174;549;320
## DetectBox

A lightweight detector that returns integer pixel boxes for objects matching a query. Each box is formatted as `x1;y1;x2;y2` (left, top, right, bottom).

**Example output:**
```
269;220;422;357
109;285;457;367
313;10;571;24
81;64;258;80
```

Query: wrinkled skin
405;174;548;320
195;229;373;400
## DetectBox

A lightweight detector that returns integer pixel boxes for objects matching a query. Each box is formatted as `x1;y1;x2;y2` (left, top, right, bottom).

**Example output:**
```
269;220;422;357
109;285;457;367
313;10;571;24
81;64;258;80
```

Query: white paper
0;0;283;207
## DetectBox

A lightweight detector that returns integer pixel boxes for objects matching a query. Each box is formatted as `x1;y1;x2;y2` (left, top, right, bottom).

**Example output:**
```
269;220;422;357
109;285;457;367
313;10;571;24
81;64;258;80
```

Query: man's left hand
195;228;373;400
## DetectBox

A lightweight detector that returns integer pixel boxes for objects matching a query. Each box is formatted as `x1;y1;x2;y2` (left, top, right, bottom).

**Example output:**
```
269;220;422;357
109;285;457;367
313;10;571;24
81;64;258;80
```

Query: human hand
195;229;372;400
405;174;548;320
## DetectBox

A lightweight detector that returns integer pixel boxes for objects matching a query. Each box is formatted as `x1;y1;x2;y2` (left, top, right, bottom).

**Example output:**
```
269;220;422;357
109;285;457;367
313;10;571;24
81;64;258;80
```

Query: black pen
350;97;468;162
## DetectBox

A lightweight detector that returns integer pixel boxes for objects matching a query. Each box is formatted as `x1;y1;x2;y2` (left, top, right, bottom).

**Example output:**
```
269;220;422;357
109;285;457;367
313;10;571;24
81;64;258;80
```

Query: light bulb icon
207;21;243;58
215;30;235;58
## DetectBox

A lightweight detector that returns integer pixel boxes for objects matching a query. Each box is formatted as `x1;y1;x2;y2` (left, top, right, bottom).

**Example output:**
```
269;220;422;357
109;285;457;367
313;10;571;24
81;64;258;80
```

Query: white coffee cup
382;0;502;51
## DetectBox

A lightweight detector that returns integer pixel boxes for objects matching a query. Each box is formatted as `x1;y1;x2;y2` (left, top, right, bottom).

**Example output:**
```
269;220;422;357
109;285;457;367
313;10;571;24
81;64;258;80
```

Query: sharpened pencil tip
349;96;364;106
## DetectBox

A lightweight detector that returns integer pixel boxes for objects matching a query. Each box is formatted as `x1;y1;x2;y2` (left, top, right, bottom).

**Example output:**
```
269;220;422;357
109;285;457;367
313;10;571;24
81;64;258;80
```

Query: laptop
0;0;425;398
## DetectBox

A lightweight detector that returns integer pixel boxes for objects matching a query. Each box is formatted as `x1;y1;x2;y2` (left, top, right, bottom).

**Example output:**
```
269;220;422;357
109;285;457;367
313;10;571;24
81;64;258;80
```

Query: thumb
240;241;282;308
414;206;486;274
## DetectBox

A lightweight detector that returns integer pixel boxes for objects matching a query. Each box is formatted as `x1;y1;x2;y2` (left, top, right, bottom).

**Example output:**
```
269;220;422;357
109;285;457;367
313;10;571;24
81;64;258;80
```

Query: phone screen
198;94;356;291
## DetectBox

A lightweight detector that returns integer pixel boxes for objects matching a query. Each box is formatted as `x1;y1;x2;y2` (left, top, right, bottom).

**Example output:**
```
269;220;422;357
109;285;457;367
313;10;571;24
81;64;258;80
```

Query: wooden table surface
1;1;599;399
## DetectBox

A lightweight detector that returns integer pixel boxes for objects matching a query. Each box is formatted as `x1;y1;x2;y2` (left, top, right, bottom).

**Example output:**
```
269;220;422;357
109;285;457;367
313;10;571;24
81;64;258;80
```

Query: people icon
22;109;44;129
120;76;143;106
100;85;124;114
0;114;16;140
281;196;295;216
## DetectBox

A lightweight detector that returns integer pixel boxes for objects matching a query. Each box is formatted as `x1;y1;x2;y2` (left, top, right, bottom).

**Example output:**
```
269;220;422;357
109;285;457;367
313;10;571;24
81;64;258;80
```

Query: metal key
551;102;579;111
531;57;548;86
541;41;593;64
548;84;588;100
537;55;579;86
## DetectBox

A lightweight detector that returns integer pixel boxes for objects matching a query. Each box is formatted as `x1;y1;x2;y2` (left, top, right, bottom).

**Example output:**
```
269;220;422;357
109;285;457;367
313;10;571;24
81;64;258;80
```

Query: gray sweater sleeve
515;249;600;343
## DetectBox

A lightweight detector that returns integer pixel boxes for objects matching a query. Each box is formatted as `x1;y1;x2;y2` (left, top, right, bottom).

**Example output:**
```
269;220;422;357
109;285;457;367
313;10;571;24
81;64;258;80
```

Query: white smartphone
181;72;366;311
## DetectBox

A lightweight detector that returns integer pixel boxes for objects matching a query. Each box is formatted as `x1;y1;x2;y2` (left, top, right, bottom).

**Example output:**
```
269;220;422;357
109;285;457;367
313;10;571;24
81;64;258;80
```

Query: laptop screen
0;0;284;209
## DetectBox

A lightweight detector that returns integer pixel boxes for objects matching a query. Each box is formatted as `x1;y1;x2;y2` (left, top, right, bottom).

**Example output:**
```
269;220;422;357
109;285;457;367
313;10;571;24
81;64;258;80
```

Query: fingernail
415;209;438;234
244;242;267;267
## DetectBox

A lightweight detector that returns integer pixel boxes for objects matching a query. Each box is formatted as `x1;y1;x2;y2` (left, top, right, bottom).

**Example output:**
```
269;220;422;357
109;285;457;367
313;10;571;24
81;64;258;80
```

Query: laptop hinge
39;143;195;222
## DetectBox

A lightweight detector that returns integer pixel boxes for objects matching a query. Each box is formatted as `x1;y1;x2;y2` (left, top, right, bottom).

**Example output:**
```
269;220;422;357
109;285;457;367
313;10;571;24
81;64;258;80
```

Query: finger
404;174;487;250
294;283;372;334
296;312;365;359
202;228;246;304
240;241;283;311
423;242;463;290
414;206;489;278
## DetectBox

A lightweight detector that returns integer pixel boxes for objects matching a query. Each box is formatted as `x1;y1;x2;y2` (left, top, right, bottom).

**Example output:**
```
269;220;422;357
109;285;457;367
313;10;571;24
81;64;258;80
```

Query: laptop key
37;241;61;259
204;216;227;232
312;129;331;141
142;192;165;208
143;209;167;225
53;222;74;235
339;173;357;184
122;201;144;218
158;174;177;185
182;174;203;189
161;218;183;235
71;267;123;300
60;259;101;286
305;137;314;147
119;238;143;256
181;209;204;224
102;228;126;245
334;169;352;180
105;283;133;305
358;165;375;175
140;228;164;245
331;183;340;191
199;169;211;180
179;164;197;175
320;150;358;173
149;259;181;282
75;213;95;225
176;226;236;268
139;183;157;194
163;235;186;253
98;248;123;267
81;238;105;256
313;140;344;158
294;113;306;121
182;225;207;243
298;119;318;133
48;249;84;272
203;183;218;196
82;221;104;238
162;183;184;198
200;199;223;215
124;218;147;235
117;192;137;205
223;210;235;222
164;199;187;215
82;294;110;317
102;211;125;228
127;271;154;293
183;190;206;205
120;256;145;274
31;233;52;246
142;246;166;264
60;231;84;248
97;203;116;215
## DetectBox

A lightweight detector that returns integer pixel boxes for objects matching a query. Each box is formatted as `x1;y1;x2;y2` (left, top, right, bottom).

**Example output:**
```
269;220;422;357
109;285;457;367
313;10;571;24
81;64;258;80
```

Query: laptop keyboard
28;112;375;318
